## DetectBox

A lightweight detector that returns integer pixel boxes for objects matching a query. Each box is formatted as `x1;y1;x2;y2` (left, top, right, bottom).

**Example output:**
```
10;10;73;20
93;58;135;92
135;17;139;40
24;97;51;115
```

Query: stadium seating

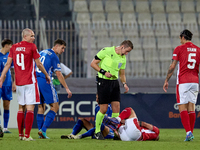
166;0;180;13
120;1;134;12
180;0;195;12
135;0;150;13
2;0;200;78
89;1;104;12
105;0;119;13
151;1;165;13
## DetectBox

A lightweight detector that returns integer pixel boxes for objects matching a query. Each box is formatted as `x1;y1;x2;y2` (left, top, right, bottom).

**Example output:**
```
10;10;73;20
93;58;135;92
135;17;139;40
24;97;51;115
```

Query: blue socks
81;124;105;138
41;110;56;132
4;110;9;128
37;114;44;130
72;119;83;135
81;127;95;138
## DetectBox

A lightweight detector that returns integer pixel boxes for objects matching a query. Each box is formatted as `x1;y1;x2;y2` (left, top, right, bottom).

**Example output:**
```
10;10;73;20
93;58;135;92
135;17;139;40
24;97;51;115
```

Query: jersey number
187;53;196;69
16;54;25;70
36;56;45;73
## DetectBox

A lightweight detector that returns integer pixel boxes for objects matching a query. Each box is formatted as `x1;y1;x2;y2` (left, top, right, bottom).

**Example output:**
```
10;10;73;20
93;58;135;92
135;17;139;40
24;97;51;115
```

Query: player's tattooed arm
165;59;177;82
10;68;15;82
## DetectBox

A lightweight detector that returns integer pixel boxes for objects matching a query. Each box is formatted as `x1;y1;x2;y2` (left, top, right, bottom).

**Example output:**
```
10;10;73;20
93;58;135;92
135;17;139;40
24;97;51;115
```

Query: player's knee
3;100;10;109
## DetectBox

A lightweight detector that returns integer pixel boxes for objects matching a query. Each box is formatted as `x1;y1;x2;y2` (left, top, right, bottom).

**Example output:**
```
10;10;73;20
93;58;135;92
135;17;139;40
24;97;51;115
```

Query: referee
90;40;133;139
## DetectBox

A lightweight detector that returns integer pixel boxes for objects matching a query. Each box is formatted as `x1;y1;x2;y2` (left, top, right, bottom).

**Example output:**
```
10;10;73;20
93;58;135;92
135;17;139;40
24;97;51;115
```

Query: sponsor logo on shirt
16;47;25;51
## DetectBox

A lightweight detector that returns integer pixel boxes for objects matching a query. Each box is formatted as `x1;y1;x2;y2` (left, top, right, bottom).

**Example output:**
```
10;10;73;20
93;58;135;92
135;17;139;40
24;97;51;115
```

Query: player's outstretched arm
35;58;50;83
11;68;16;92
0;57;12;88
56;70;72;98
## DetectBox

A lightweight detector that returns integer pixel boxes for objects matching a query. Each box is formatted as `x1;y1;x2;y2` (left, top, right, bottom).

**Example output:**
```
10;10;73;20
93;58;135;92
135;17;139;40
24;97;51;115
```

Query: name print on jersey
16;47;26;51
187;48;196;52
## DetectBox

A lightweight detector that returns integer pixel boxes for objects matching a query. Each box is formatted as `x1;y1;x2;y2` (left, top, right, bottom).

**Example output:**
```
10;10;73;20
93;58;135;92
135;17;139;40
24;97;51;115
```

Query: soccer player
163;29;200;141
36;39;72;139
104;107;160;141
61;94;114;139
0;39;15;133
52;63;73;93
0;28;50;141
90;40;133;139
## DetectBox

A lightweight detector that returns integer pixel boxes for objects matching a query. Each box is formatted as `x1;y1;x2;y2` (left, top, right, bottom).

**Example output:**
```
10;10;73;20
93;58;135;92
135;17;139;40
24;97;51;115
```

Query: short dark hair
120;40;133;49
54;39;66;46
1;39;13;47
180;29;193;41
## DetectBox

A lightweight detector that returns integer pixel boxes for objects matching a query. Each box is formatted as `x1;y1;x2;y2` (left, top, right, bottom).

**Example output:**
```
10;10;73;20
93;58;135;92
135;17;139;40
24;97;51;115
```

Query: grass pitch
0;128;200;150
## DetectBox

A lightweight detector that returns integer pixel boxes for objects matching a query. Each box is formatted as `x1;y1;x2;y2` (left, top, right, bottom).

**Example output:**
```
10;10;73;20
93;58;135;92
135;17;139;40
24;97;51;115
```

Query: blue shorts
92;128;114;139
0;86;12;100
37;77;59;104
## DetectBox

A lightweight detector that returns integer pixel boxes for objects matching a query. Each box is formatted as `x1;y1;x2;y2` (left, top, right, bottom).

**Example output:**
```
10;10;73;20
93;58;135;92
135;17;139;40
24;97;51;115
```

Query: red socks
17;111;25;137
25;111;34;138
180;110;191;133
188;111;196;133
118;107;132;120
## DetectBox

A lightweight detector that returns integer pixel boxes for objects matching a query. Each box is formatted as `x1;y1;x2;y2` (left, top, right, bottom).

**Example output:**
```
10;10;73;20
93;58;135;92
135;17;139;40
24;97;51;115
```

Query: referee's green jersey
97;46;126;80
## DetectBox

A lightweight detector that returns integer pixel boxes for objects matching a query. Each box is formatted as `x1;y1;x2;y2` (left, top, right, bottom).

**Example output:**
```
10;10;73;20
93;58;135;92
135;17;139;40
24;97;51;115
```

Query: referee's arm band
95;55;101;60
99;69;106;75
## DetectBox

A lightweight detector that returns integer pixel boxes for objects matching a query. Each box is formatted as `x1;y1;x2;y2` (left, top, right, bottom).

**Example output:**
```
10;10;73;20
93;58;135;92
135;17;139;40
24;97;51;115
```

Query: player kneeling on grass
104;107;160;141
61;94;114;140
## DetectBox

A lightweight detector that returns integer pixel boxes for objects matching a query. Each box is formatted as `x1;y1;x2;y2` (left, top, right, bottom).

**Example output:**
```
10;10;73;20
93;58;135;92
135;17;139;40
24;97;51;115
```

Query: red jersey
141;126;159;141
8;41;40;86
172;42;200;84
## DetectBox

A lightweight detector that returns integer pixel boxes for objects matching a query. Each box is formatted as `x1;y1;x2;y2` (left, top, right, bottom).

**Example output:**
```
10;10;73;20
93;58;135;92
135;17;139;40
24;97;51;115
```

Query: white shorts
118;117;141;141
16;83;40;105
177;83;199;105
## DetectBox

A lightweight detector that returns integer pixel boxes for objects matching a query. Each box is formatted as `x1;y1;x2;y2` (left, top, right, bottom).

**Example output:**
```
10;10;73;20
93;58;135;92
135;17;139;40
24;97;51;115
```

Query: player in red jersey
104;107;159;141
163;29;200;141
0;28;50;141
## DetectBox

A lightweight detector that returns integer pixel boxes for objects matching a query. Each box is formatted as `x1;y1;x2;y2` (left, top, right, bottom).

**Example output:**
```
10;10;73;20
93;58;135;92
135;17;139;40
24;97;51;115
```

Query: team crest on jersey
57;64;61;68
118;63;122;68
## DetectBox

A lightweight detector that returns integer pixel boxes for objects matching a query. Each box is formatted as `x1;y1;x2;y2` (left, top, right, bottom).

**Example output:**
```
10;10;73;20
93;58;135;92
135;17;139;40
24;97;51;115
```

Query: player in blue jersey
61;93;114;139
0;39;15;133
36;39;72;139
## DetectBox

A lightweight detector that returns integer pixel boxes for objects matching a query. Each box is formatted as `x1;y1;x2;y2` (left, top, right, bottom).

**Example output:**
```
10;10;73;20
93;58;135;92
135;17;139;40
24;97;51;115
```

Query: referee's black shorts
97;77;120;104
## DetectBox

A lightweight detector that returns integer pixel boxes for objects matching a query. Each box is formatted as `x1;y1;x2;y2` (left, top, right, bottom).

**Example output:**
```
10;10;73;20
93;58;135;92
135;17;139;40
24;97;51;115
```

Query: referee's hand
105;72;112;78
124;84;129;93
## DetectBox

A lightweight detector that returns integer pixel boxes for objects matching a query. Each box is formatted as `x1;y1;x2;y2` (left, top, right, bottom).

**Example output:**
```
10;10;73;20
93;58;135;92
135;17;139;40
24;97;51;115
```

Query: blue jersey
95;104;112;119
0;52;13;86
36;49;61;79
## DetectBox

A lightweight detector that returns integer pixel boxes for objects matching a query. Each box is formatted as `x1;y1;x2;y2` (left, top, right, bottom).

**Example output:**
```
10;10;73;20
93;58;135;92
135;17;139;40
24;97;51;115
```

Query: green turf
0;128;200;150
